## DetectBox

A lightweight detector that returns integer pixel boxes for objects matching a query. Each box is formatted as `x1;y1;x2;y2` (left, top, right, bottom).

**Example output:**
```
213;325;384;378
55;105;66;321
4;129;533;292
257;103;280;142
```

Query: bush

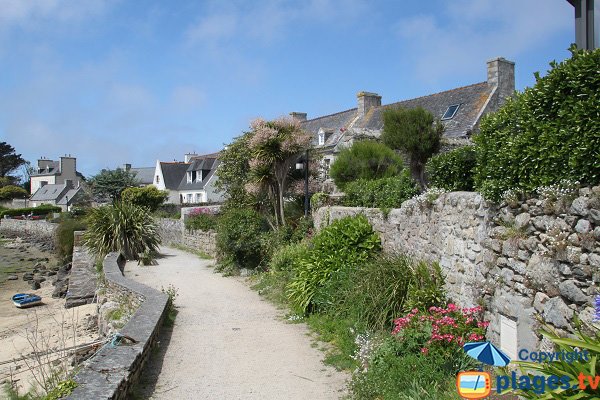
286;215;381;314
268;241;310;272
426;146;476;191
474;47;600;201
330;255;446;331
0;185;29;200
121;186;168;211
342;171;419;208
0;204;61;218
216;208;265;269
83;201;160;260
330;140;405;190
55;216;86;261
184;208;219;231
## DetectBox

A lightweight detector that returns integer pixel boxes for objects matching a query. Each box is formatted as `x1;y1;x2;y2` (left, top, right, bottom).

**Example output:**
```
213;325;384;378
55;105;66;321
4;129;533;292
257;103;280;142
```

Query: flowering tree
247;117;311;226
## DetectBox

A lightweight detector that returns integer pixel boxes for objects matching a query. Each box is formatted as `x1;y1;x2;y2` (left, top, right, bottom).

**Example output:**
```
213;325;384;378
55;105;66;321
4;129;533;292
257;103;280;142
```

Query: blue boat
12;293;42;308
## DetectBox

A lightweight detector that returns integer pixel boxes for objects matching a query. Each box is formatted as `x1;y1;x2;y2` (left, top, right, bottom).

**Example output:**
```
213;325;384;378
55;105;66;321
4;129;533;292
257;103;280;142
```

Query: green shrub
0;204;61;218
286;215;381;314
216;208;265;269
330;255;446;331
121;186;168;211
342;171;419;208
55;216;86;261
330;140;405;190
426;145;476;191
0;185;29;200
268;241;310;272
83;201;160;261
474;47;600;201
154;203;181;219
185;213;218;231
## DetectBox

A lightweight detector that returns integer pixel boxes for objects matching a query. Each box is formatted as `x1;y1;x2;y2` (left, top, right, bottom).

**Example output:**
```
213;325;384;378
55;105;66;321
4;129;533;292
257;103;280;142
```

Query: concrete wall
157;217;217;257
66;253;169;400
314;187;600;353
0;218;58;249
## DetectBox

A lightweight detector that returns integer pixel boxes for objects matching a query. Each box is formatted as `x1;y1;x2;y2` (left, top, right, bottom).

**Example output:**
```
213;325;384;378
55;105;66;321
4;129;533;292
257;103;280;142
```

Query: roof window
442;104;460;120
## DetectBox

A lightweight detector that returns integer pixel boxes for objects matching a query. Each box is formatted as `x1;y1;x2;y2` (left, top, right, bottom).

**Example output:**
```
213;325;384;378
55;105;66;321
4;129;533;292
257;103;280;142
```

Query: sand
127;246;349;400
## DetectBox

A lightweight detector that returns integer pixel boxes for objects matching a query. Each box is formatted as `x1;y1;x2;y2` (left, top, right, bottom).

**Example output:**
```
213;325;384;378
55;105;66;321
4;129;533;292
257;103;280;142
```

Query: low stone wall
0;218;58;249
66;253;169;400
314;188;600;354
157;218;217;257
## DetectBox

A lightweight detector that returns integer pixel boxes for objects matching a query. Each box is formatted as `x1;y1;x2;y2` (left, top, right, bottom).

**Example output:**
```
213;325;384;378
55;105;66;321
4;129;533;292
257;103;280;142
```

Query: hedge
425;146;476;191
343;171;419;209
0;204;62;218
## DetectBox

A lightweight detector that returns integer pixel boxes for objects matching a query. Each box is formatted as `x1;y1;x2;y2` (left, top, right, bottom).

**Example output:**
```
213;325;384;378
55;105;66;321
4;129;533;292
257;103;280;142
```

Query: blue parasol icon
463;341;511;367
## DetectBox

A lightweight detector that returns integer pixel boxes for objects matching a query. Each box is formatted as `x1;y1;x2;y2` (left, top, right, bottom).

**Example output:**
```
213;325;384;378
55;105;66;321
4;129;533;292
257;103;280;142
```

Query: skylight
442;104;460;120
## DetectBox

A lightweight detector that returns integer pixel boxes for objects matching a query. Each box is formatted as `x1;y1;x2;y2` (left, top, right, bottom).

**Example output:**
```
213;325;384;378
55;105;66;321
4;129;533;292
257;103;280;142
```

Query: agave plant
505;323;600;399
83;201;160;261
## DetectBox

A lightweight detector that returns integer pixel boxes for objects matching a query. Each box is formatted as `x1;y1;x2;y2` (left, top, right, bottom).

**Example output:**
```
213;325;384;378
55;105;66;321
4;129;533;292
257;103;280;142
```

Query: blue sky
0;0;575;177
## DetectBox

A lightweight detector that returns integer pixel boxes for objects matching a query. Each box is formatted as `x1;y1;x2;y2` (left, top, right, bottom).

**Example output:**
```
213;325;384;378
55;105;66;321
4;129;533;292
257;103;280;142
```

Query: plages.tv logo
456;341;510;399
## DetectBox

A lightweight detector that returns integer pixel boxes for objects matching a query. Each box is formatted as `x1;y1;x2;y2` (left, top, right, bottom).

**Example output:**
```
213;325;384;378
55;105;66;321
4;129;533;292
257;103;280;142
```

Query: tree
88;168;139;202
329;140;405;190
0;185;29;200
215;132;254;209
381;107;444;189
247;117;311;227
121;186;168;212
0;142;26;178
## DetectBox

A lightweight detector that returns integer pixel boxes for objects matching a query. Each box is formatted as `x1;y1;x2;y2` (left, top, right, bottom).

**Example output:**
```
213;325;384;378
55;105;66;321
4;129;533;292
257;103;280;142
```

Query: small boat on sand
12;293;42;308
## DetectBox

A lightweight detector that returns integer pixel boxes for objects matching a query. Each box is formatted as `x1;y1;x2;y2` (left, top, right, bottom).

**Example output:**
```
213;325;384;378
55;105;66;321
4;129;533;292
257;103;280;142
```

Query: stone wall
0;218;58;249
66;253;169;400
314;187;600;354
157;218;217;257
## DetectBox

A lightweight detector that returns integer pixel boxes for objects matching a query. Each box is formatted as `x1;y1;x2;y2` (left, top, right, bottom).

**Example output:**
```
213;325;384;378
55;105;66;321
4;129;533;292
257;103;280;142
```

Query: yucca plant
506;323;600;399
83;201;160;261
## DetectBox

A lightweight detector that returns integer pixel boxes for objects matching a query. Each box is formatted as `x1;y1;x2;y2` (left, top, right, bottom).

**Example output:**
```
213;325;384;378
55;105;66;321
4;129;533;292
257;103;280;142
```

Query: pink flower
420;347;429;355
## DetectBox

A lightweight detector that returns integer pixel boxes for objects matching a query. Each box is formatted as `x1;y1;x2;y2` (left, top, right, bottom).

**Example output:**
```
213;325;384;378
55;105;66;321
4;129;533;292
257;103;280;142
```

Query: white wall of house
152;160;166;191
179;190;206;204
30;175;56;194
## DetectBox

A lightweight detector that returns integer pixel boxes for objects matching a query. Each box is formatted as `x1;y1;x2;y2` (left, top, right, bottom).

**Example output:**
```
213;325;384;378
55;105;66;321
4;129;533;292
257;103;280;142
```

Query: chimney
184;153;197;163
123;163;131;171
357;92;381;117
290;112;307;122
487;57;515;103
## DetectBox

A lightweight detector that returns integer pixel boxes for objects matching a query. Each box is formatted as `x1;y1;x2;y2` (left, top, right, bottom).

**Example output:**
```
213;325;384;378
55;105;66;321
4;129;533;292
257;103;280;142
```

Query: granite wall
157;218;217;257
0;218;58;249
314;187;600;353
66;252;169;400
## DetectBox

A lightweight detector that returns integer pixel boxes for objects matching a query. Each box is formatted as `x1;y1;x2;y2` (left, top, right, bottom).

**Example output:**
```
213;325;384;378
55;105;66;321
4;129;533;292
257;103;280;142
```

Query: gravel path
125;246;348;400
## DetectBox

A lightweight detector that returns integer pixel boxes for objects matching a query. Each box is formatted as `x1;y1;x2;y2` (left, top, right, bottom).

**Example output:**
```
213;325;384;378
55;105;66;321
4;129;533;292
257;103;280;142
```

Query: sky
0;0;576;177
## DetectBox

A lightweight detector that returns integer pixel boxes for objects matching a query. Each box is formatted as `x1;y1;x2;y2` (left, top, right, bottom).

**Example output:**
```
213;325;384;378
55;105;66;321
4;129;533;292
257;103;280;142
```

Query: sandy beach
0;238;99;395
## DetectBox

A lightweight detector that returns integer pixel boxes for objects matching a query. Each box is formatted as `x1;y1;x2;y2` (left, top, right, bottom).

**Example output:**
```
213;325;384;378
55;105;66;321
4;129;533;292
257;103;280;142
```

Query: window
322;158;331;180
441;104;460;120
186;194;193;203
187;172;192;183
318;132;325;145
156;175;160;184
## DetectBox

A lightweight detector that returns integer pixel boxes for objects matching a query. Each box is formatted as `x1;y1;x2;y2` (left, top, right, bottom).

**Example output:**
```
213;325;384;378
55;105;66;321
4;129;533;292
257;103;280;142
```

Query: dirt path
125;246;348;400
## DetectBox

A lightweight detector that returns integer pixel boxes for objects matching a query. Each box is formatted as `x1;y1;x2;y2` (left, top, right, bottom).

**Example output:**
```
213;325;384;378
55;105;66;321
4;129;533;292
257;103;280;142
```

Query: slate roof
178;154;221;191
301;81;494;143
159;162;191;190
56;188;82;205
30;184;68;201
31;161;60;177
130;167;155;185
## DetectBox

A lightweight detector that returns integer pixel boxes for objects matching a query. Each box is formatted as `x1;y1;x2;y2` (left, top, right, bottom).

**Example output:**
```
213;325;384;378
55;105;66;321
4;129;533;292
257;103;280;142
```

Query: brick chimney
357;92;381;117
290;112;307;122
487;57;515;104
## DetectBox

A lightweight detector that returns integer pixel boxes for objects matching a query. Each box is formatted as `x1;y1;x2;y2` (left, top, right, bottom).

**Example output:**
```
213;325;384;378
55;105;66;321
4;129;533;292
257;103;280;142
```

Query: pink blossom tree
247;117;312;226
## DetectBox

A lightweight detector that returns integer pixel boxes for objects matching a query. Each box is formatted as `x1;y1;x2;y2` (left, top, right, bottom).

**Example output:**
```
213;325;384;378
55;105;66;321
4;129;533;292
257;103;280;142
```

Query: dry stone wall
0;218;58;249
157;218;217;257
314;187;600;352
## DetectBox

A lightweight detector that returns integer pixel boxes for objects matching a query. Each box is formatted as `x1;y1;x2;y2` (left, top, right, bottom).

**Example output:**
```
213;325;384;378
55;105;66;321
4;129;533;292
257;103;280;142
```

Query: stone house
30;180;85;211
121;164;155;187
152;153;223;205
292;57;515;188
30;155;84;194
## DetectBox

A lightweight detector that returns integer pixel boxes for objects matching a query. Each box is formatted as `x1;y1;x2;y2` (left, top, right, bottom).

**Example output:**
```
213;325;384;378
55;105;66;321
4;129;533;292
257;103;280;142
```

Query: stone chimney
184;153;197;163
487;57;515;103
37;157;54;171
357;92;381;117
59;156;76;176
290;112;307;122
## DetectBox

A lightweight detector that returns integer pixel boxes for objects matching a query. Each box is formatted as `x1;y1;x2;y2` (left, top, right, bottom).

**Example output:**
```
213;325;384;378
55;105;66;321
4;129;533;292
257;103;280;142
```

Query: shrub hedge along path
126;246;348;399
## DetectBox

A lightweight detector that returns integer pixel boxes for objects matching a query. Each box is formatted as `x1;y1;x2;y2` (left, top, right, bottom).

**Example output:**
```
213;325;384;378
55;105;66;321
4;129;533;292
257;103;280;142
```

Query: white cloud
0;0;112;27
394;0;573;84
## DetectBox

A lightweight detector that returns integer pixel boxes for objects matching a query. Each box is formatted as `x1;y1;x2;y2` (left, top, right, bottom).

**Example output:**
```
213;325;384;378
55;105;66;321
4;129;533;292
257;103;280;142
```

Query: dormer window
442;104;460;120
196;170;203;182
318;131;325;145
187;171;193;183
